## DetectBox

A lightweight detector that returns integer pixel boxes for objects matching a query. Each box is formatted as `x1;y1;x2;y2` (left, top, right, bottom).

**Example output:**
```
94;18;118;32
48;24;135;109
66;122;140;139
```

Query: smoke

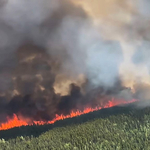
76;0;150;103
0;0;149;123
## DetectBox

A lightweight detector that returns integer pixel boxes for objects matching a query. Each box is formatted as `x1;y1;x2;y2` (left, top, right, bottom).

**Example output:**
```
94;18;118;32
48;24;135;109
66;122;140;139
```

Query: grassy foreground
0;103;150;150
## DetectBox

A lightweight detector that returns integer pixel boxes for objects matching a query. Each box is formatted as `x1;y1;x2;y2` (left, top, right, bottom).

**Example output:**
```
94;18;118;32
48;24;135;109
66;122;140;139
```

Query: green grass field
0;103;150;150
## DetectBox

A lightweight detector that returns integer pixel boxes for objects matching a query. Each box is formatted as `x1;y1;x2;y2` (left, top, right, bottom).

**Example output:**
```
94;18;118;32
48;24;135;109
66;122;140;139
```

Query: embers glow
0;99;137;131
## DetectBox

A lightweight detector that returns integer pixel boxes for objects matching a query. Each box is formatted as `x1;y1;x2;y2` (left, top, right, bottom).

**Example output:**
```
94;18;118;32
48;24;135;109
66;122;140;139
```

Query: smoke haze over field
0;0;150;122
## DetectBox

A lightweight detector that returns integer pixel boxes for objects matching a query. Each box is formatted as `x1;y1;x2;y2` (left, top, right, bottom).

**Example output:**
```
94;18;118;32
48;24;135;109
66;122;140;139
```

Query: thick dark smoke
0;44;126;122
0;0;146;123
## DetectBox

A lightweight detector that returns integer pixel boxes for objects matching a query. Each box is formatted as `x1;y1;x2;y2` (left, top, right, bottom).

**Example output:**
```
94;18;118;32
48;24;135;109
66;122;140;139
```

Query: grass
0;103;150;150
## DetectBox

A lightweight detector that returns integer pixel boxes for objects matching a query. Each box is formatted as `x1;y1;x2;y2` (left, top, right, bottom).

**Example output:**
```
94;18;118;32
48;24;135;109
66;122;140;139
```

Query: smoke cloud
0;0;149;123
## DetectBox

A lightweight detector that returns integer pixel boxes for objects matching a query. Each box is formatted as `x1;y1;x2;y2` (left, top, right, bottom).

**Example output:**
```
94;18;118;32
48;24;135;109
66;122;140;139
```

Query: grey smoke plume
0;0;124;92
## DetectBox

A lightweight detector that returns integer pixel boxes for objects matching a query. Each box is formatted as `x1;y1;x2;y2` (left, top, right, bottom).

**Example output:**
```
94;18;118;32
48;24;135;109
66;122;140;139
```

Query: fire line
0;99;137;131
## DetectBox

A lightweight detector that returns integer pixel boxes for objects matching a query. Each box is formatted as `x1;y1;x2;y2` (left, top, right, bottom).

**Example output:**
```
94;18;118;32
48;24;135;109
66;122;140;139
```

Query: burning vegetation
0;44;137;130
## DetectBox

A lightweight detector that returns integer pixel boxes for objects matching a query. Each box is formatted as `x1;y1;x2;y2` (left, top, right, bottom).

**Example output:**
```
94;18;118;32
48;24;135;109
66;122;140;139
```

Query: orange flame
0;99;136;131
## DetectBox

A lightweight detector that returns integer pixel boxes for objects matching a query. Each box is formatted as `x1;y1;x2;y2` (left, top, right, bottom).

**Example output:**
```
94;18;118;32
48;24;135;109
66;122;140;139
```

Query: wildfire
0;99;136;131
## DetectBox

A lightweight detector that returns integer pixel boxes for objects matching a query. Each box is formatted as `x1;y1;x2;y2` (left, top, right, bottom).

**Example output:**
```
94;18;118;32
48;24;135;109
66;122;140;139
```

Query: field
0;103;150;150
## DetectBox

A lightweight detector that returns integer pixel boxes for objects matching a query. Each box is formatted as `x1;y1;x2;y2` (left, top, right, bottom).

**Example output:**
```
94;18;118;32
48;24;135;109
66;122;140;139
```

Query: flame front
0;99;136;131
